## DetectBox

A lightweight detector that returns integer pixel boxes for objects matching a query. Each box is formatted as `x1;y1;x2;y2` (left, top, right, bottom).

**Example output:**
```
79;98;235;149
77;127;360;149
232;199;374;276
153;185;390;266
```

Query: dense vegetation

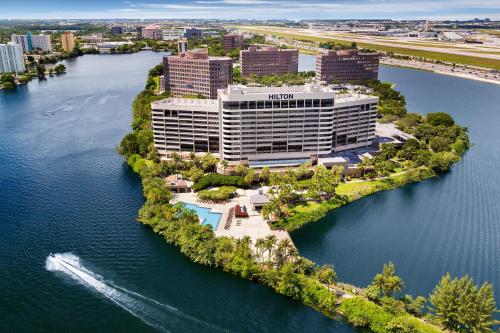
117;64;496;333
191;173;247;191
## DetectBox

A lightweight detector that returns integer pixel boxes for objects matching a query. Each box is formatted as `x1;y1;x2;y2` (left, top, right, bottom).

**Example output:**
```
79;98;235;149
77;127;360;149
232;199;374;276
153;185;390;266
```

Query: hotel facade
316;49;380;83
240;46;299;77
151;84;378;166
163;49;233;99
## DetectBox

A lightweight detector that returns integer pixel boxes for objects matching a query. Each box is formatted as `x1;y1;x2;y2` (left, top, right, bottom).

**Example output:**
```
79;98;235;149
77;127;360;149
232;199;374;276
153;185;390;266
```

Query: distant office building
151;84;378;164
61;32;75;52
178;38;188;54
0;42;25;73
183;27;203;39
316;49;380;83
240;46;298;77
223;34;244;51
142;25;163;40
163;48;233;99
82;34;104;44
11;33;52;52
136;26;144;38
111;26;124;35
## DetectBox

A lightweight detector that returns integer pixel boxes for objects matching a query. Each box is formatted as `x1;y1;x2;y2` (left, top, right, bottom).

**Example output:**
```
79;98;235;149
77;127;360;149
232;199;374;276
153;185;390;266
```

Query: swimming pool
181;203;222;230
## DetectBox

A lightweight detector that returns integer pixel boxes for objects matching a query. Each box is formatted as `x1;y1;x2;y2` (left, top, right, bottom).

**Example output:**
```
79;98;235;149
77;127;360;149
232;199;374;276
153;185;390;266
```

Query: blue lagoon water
295;55;500;317
0;53;358;332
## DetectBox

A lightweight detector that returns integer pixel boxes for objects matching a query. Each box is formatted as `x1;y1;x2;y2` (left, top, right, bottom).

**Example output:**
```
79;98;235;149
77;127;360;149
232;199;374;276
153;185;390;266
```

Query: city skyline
1;0;500;20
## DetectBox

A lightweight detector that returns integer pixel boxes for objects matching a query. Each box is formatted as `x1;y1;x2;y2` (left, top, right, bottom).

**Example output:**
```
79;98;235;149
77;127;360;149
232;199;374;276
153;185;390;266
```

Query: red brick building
240;46;298;77
316;49;380;83
163;49;233;99
223;34;244;51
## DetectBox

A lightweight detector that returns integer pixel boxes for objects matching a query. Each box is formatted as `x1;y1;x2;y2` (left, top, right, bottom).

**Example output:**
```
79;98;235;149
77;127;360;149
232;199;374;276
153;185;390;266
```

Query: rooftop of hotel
335;91;379;102
151;98;218;109
220;84;335;96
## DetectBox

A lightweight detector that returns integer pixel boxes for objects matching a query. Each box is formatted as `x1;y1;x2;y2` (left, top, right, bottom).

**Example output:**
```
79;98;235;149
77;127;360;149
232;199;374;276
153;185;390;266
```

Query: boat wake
46;253;226;332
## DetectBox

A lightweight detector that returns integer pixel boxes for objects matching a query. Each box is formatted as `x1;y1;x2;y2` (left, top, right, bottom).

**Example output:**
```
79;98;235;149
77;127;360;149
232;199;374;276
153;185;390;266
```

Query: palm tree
170;152;182;172
221;160;229;175
277;239;294;263
263;235;277;263
255;238;266;262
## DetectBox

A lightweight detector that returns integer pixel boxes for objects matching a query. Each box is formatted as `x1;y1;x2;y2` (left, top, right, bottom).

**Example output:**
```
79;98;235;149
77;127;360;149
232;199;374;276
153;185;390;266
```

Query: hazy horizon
1;0;499;21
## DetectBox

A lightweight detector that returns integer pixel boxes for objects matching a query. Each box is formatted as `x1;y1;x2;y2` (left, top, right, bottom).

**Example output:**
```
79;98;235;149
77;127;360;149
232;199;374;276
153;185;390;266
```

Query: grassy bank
237;26;500;70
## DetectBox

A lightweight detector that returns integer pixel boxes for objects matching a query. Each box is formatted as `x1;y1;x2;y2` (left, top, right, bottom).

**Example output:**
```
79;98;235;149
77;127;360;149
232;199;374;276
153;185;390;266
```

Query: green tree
370;262;405;298
426;112;455;127
235;163;248;176
314;265;338;288
259;166;270;183
429;273;497;333
244;168;256;186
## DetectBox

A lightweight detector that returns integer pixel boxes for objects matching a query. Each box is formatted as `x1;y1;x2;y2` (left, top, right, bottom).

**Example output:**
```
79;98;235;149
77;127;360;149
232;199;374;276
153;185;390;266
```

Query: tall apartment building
151;84;378;166
142;25;163;40
240;46;298;77
163;49;233;99
183;27;203;39
223;34;244;51
316;49;380;83
61;32;75;52
0;42;25;73
178;38;188;53
11;33;52;52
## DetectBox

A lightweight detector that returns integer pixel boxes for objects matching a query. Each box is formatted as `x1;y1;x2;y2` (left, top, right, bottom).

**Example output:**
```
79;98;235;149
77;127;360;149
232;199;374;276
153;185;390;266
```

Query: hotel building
0;42;25;73
223;34;244;51
11;33;52;52
151;84;378;166
61;32;75;52
316;49;380;83
240;46;299;77
163;49;233;99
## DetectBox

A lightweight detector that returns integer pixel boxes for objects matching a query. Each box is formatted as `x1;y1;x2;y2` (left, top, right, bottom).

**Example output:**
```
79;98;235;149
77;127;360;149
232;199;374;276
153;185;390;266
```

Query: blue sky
2;0;500;20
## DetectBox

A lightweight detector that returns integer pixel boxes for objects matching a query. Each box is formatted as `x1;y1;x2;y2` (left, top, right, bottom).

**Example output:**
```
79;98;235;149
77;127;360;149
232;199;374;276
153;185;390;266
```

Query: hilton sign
268;93;294;100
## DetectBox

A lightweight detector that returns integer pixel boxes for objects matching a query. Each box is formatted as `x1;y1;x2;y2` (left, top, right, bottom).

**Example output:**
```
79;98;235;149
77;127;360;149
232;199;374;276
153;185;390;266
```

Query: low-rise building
0;42;25;73
240;46;298;77
96;41;133;53
163;49;233;98
316;49;380;83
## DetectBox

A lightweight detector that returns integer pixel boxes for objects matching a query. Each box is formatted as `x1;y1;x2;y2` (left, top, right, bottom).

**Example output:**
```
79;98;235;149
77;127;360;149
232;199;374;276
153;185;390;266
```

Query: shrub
197;186;237;202
426;112;454;127
192;173;247;191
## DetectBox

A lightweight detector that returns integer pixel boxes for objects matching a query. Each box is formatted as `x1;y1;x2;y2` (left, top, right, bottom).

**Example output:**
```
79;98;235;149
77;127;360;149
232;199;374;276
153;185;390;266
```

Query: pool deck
174;188;292;245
